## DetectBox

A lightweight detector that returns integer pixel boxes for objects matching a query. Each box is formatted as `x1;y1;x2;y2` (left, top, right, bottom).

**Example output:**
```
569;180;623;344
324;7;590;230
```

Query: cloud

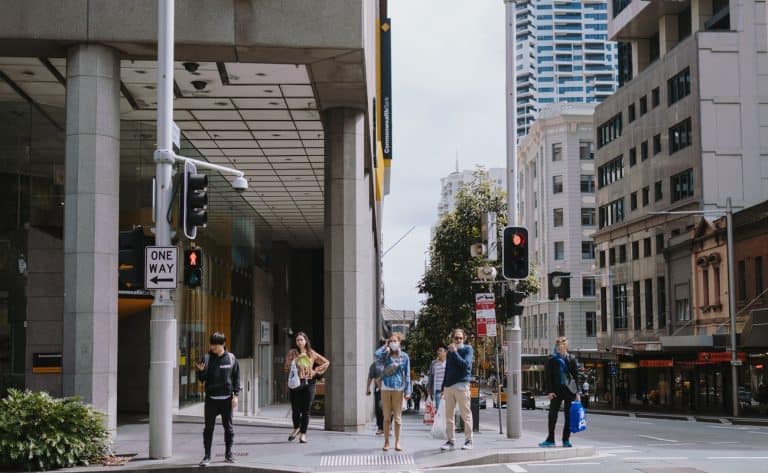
383;0;506;311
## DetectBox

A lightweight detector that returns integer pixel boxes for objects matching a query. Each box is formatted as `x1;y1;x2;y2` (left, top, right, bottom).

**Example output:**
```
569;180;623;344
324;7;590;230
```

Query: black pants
203;397;234;456
289;383;316;433
546;387;574;443
374;389;383;430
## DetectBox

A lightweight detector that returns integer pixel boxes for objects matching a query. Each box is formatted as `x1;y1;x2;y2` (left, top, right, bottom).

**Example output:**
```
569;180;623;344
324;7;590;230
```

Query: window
555;241;565;260
583;277;597;296
645;279;654;329
639;96;648;115
713;266;721;305
552;143;563;161
702;268;710;306
598;198;625;228
641;141;649;161
652;87;660;107
629;147;637;166
655;180;663;201
633;281;642;330
580;141;594;160
669;118;692;153
658;277;666;328
738;260;747;300
597;155;624;188
586;311;597;337
644;237;652;257
653;134;662;155
671;168;694;202
558;312;565;337
676;298;690;321
613;283;628;330
632;240;640;259
600;287;608;332
630;191;638;210
668;67;691;105
599;250;606;268
628;103;636;122
642;186;650;206
554;208;564;227
619;244;627;263
757;256;765;295
582;208;596;226
581;174;595;193
553;175;564;193
656;234;664;254
609;247;616;266
597;113;622;148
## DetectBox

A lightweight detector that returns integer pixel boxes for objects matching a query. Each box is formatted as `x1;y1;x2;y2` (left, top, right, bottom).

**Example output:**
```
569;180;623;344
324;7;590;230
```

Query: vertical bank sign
475;293;497;337
380;18;392;160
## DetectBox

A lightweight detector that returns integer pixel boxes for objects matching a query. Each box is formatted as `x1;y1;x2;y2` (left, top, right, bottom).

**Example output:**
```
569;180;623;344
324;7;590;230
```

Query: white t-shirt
433;360;446;393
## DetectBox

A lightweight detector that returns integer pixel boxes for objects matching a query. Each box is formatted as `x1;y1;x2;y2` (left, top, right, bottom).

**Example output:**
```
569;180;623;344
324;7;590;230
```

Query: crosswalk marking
505;465;528;472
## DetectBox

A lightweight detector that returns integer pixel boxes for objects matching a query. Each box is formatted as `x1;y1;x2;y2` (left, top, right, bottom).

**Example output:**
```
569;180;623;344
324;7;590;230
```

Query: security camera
183;62;200;73
191;80;207;90
232;176;248;193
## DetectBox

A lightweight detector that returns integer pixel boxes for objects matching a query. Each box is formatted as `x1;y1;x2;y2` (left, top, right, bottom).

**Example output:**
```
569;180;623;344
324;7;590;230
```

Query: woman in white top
426;345;447;410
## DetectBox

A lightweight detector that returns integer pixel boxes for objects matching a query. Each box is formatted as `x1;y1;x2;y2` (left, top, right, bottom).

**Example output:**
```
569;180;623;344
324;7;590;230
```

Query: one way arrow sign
145;246;178;290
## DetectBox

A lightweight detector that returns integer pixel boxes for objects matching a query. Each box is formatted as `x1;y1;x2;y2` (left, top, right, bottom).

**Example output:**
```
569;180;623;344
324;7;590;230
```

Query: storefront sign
475;293;496;337
639;359;674;368
697;351;746;363
619;362;638;369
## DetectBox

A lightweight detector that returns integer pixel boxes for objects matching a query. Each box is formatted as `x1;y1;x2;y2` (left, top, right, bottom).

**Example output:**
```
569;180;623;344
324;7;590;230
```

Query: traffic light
502;226;529;279
504;289;526;322
119;227;145;290
180;162;208;240
184;248;203;288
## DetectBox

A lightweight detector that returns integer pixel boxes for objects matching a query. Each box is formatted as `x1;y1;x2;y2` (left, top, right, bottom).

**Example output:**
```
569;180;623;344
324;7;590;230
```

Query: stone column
323;108;374;432
62;44;120;433
632;39;651;78
659;15;680;56
691;0;713;33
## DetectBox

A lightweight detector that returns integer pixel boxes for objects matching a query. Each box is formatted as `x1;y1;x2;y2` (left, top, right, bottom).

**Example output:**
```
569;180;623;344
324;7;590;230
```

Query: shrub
0;389;112;471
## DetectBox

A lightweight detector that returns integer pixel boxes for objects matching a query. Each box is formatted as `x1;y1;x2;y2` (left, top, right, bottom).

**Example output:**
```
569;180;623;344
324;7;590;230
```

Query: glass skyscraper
515;0;618;137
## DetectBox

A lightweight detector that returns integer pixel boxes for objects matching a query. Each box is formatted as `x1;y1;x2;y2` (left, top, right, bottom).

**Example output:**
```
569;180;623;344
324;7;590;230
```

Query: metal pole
504;0;522;441
726;197;739;417
496;341;503;434
150;0;176;459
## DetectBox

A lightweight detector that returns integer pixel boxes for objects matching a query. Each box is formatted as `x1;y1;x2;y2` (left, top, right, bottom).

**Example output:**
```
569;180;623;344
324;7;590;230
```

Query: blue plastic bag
569;400;587;433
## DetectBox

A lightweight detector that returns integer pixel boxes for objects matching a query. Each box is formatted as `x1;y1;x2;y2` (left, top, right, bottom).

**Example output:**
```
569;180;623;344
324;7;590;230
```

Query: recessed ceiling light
214;101;228;106
135;70;147;74
264;89;274;93
144;85;156;90
256;72;267;77
272;133;281;137
268;101;280;106
21;70;35;76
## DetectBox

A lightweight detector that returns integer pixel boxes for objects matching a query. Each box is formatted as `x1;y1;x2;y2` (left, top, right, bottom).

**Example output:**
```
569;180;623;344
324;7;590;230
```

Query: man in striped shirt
426;345;447;410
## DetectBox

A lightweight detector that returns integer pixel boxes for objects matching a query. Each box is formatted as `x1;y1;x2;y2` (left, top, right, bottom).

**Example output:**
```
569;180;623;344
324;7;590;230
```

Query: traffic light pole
504;0;522;440
150;0;176;459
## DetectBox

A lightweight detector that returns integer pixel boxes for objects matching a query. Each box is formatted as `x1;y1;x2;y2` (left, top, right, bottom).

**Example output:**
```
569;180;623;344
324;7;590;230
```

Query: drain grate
320;454;415;467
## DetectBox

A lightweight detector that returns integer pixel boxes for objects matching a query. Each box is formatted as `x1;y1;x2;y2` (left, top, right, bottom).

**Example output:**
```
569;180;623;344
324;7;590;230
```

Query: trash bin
458;382;481;433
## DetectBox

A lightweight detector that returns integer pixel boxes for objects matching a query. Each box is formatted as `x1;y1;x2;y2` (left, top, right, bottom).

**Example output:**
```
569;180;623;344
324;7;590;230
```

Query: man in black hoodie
539;336;579;448
196;332;241;466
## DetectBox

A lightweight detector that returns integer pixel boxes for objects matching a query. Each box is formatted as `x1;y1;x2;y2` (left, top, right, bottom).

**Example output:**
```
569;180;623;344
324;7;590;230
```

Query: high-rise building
436;168;506;221
515;0;618;137
516;103;598;389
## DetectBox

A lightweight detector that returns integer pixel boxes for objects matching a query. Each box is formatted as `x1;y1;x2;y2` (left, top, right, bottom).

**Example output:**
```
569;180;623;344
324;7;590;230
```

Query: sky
382;0;508;312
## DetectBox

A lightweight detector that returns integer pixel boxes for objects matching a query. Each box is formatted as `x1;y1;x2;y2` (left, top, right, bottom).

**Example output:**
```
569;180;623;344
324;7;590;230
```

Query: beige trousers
381;389;404;441
444;385;472;442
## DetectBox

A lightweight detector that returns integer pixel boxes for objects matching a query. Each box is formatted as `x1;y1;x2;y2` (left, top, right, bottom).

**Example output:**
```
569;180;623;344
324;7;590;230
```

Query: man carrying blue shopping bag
539;336;580;448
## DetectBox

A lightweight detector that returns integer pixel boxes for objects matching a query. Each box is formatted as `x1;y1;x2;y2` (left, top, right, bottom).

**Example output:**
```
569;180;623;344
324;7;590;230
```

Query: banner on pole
475;293;497;337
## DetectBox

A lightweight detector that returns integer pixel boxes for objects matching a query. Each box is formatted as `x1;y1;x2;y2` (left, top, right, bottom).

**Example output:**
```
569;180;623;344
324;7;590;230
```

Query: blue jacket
441;345;473;390
375;346;412;397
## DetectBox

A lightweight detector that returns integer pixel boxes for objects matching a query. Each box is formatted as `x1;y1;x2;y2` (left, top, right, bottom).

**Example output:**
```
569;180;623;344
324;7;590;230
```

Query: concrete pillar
323;108;374;432
62;44;120;433
692;0;713;33
632;39;651;78
659;15;680;56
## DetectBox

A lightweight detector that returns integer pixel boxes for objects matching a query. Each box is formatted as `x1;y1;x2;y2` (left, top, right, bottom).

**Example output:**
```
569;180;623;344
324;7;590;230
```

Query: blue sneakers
562;440;573;448
538;440;556;448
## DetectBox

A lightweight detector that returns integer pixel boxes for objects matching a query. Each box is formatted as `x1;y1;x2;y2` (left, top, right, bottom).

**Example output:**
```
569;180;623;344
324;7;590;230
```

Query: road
472;396;768;473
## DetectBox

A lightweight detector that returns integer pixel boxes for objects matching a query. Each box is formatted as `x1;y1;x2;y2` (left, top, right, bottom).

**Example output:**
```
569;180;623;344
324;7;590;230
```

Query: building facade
516;103;600;391
591;0;768;413
436;168;505;222
515;0;618;137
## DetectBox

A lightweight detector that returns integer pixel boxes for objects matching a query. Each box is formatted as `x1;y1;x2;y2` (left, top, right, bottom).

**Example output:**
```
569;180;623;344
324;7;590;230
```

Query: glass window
581;207;596;226
645;279;654;329
580;141;594;160
581;174;595;193
641;141;649;161
619;245;627;263
583;277;597;296
613;283;628;330
655;180;663;201
629;147;637;166
630;191;638;210
644;237;652;257
668;67;691;106
586;311;597;337
656;234;665;254
554;241;565;260
633;281;642;330
669;118;692;153
599;250;606;268
600;287;608;332
642;186;650;206
676;298;690;321
671;168;694;202
553;175;564;194
609;247;616;266
582;241;596;260
628;103;636;122
552;143;563;161
658;277;667;328
652;87;660;107
632;240;640;259
597;155;624;188
554;208;564;227
653;134;662;155
639;96;648;115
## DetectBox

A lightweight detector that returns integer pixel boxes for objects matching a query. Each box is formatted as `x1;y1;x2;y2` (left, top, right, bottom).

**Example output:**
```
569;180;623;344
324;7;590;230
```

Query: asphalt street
471;394;768;473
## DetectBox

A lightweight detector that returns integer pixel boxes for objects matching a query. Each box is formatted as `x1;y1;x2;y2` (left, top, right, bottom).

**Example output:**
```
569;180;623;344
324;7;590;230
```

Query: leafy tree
408;168;539;374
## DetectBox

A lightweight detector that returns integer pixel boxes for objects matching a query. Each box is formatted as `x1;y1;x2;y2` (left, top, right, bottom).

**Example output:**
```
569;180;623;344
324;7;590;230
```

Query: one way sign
145;246;178;290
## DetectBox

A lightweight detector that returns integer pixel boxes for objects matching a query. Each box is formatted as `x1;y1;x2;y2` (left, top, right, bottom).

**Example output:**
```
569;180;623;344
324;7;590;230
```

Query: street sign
731;360;743;367
476;293;497;337
145;246;178;289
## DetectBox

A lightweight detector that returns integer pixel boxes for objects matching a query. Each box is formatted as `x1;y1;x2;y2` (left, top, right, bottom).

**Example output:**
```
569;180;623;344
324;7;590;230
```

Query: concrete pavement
68;402;594;473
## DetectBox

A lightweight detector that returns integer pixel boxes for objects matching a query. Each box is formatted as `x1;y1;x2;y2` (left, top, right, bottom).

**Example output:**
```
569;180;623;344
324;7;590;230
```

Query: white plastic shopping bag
430;401;447;439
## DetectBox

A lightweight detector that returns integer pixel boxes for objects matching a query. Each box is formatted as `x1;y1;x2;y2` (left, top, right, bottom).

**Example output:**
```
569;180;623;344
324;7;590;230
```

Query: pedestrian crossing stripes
319;454;415;467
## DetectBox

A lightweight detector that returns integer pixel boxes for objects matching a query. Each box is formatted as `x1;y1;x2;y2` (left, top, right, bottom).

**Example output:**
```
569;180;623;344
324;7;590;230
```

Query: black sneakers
225;452;235;463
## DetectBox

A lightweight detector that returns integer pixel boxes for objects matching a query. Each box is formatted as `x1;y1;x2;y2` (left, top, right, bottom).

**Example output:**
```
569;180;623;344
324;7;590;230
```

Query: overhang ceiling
0;56;326;247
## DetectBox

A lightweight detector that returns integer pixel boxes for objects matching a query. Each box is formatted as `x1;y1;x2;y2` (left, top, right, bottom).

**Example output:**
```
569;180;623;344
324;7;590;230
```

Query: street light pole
503;0;522;440
150;0;176;459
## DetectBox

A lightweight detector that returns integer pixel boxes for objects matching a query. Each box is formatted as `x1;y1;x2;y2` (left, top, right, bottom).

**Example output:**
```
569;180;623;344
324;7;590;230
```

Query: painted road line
708;425;751;430
711;441;740;444
748;431;768;435
526;463;602;467
629;421;653;424
637;434;678;442
505;465;528;472
623;457;688;461
706;456;768;460
598;449;640;454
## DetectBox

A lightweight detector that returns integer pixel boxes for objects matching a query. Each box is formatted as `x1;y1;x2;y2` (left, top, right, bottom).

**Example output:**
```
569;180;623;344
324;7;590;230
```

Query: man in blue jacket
440;328;474;450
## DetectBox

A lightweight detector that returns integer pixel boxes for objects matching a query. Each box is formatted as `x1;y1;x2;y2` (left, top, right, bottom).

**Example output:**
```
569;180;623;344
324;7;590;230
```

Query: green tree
408;168;539;374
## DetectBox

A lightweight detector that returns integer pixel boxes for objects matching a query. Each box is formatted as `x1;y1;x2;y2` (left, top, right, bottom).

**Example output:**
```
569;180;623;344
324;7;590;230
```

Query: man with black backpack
195;332;241;466
539;336;580;448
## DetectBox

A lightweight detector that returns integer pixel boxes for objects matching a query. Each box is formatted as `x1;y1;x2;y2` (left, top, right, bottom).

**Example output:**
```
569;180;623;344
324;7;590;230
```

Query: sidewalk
70;403;595;473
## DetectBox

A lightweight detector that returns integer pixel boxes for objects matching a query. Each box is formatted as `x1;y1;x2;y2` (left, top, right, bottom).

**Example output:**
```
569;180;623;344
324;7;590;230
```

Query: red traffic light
184;249;203;269
511;233;525;246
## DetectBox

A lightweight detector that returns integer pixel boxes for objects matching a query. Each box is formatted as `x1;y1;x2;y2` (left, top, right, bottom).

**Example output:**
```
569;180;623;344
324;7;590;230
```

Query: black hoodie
197;351;241;398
